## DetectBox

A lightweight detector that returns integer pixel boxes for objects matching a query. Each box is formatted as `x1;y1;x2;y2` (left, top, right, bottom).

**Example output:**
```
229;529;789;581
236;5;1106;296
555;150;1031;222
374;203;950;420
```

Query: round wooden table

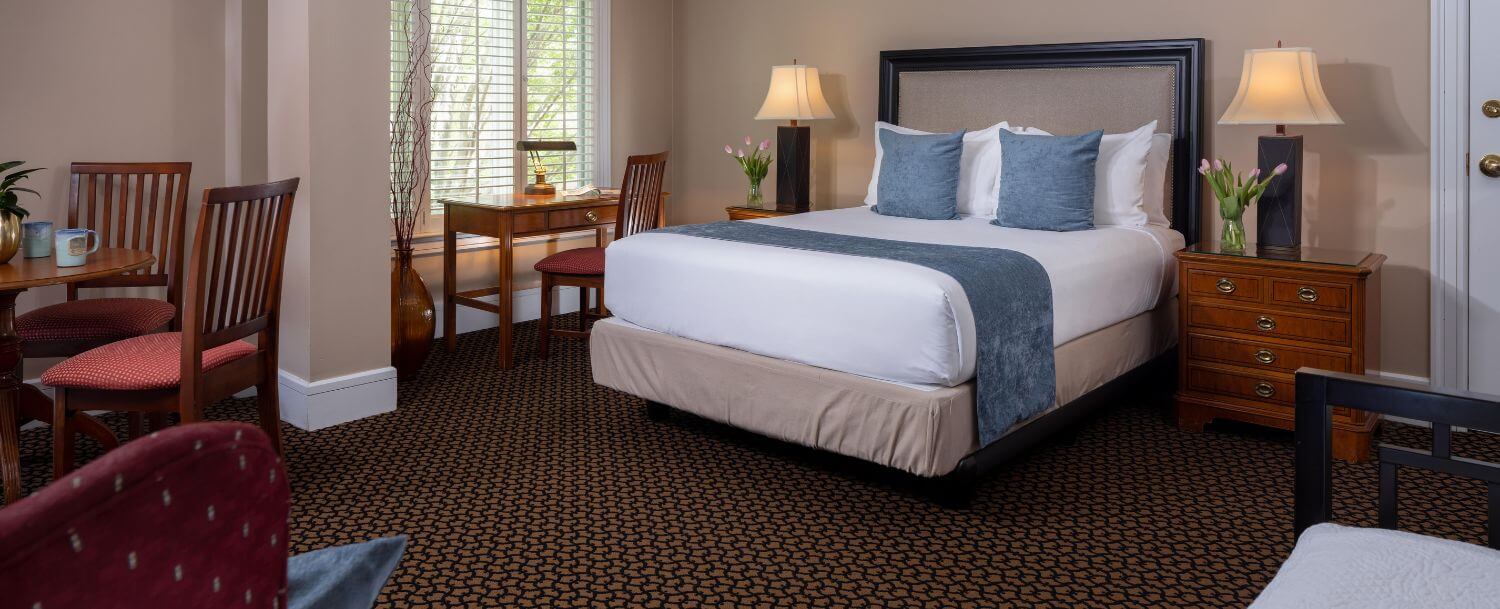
0;248;156;503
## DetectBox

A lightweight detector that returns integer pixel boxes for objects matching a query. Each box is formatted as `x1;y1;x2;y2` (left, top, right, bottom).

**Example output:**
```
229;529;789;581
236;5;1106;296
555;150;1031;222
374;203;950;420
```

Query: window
391;0;604;222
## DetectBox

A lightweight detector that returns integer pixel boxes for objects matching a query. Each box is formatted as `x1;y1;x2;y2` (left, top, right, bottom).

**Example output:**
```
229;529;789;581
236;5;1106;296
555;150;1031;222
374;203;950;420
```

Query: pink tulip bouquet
1199;158;1287;252
725;137;773;208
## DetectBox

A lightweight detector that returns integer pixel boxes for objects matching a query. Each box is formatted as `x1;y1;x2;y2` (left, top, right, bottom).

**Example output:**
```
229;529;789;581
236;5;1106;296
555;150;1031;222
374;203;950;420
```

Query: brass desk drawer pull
1255;316;1277;331
584;210;600;223
1297;287;1319;302
1254;382;1276;398
1216;278;1236;294
1254;349;1277;365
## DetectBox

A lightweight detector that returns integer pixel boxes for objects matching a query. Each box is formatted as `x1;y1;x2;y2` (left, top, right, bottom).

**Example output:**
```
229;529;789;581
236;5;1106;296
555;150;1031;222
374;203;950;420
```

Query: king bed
591;39;1206;497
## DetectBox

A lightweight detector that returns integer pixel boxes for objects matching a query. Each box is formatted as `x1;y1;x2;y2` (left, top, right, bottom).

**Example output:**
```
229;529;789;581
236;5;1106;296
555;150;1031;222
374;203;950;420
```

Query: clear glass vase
1220;216;1247;254
745;179;765;209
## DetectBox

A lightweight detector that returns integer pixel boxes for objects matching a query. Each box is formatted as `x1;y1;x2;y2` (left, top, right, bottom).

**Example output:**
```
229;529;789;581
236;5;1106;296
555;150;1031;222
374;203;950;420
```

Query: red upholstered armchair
0;422;290;609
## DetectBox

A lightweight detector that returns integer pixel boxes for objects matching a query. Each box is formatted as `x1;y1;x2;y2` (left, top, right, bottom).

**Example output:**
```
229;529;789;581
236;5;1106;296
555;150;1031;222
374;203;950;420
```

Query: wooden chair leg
148;412;168;433
578;286;588;330
255;380;283;455
538;274;553;359
127;412;146;439
597;285;607;317
51;389;76;479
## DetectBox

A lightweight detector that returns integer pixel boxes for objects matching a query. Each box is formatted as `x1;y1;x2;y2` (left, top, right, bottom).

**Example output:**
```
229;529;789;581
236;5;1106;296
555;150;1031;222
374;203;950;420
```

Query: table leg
443;212;457;352
0;290;24;503
496;215;515;369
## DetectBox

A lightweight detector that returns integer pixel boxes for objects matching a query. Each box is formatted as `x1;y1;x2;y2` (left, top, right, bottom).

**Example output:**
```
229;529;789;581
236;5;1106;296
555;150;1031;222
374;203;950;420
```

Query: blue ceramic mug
55;228;100;267
21;221;52;258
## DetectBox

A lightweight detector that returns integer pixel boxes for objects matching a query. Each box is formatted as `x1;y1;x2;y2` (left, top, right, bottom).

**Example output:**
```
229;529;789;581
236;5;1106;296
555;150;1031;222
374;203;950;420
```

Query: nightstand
1174;242;1384;463
725;206;803;221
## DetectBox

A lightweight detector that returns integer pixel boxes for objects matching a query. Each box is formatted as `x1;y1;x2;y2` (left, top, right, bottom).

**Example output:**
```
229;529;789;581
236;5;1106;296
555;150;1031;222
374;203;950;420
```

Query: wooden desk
440;191;665;369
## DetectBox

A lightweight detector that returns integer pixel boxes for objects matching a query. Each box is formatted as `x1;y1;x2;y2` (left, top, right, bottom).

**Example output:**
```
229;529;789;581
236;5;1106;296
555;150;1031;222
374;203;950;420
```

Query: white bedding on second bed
604;206;1183;387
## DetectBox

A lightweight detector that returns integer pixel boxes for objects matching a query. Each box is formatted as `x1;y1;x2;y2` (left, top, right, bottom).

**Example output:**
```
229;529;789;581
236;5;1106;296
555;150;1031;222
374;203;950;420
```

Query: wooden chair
43;178;300;476
16;162;191;439
535;152;668;357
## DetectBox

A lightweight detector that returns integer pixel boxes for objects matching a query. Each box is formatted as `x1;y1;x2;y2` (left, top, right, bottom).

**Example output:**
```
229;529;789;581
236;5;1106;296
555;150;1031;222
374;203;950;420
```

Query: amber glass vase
391;248;435;379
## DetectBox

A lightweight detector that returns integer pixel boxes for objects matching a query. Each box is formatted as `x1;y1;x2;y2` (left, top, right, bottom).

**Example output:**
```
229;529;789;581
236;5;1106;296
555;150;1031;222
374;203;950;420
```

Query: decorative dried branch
390;2;433;251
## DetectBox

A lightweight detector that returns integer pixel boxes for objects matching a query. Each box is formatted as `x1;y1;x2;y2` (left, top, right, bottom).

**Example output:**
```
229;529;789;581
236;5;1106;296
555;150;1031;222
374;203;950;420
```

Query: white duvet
603;206;1181;387
1250;524;1500;609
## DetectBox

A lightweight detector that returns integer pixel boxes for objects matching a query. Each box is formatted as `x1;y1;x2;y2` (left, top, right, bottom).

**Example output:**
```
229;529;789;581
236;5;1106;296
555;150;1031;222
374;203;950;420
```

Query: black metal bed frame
1295;369;1500;548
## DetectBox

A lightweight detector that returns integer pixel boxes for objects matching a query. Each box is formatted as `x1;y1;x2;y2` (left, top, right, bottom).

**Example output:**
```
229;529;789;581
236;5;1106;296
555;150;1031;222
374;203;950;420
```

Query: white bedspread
604;207;1182;387
1250;523;1500;609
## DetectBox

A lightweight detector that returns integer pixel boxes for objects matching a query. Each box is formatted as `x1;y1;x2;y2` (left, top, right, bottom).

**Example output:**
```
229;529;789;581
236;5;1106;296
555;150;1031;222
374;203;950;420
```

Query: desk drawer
1186;364;1294;406
548;206;616;229
1185;332;1351;374
1187;303;1350;346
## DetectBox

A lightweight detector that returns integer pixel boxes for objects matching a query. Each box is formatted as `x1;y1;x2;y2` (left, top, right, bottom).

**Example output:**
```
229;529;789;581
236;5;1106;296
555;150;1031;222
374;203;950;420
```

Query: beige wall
669;0;1431;376
0;0;230;378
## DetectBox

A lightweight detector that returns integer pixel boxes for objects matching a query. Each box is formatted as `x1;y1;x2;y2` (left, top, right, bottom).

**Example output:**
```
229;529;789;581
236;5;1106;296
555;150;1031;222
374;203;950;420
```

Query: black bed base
1295;369;1500;547
643;349;1177;508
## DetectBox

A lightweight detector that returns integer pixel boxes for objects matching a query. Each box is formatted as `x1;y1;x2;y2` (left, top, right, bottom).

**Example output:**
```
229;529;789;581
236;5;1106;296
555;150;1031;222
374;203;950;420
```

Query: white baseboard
441;285;593;338
277;366;397;431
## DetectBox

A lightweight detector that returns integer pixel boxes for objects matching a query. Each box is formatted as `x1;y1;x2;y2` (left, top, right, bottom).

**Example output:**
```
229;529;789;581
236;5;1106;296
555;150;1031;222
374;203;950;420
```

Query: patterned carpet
9;315;1497;608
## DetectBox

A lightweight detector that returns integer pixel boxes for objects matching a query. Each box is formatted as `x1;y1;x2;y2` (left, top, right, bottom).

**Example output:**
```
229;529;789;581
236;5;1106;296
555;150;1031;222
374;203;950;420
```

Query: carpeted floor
9;315;1497;608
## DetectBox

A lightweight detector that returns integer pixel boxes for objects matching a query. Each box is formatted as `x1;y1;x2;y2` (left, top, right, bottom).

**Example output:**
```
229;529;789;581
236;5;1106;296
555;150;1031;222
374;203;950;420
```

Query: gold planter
0;214;21;264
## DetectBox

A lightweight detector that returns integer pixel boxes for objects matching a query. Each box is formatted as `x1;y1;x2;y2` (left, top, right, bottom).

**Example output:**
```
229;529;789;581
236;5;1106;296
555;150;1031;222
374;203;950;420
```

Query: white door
1470;0;1500;394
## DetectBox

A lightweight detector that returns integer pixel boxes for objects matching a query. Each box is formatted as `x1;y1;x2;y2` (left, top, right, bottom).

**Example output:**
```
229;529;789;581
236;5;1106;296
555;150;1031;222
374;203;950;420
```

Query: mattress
604;206;1183;387
1249;524;1500;609
591;301;1176;477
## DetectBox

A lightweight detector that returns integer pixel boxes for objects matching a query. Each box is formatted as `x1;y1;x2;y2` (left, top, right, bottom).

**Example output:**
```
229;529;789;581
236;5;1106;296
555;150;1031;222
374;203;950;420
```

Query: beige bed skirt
591;300;1177;477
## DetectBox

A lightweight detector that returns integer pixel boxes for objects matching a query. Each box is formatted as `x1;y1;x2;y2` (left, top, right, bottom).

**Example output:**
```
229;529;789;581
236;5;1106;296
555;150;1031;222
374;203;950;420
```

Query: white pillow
1000;121;1157;227
1142;133;1172;227
864;121;1007;218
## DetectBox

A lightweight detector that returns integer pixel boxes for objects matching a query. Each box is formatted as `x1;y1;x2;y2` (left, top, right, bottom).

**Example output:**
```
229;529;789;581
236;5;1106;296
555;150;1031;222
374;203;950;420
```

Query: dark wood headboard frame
878;39;1206;245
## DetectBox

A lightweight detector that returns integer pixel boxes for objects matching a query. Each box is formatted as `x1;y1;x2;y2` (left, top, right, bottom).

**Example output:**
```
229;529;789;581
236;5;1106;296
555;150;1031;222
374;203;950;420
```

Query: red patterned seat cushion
534;246;605;275
16;297;176;343
0;423;289;609
42;332;258;391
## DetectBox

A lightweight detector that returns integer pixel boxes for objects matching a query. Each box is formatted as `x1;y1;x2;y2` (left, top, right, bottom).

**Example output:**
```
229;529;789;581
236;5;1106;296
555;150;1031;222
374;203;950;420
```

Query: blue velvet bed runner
649;220;1055;446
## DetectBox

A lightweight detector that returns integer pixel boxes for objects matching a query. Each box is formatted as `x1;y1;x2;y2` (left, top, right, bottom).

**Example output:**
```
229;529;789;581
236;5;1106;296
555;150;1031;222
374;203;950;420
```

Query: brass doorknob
1481;154;1500;178
1485;99;1500;118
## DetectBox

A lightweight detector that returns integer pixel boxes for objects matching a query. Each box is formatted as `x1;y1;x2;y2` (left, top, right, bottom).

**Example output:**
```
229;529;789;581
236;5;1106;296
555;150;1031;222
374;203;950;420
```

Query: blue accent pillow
872;129;965;220
288;536;407;609
992;129;1104;231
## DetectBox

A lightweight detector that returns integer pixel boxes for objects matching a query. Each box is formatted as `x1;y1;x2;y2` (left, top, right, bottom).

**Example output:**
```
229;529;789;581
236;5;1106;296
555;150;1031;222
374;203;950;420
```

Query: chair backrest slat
613;152;669;240
182;178;299;355
66;163;191;312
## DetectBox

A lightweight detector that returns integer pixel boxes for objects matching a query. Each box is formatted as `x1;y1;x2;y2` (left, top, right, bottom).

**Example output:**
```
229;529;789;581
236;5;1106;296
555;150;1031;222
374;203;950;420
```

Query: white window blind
390;0;601;218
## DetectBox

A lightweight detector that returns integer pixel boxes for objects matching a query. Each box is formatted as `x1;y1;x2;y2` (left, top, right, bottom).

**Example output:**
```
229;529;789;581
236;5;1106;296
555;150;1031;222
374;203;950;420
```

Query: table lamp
1218;45;1343;252
517;140;577;195
755;61;835;212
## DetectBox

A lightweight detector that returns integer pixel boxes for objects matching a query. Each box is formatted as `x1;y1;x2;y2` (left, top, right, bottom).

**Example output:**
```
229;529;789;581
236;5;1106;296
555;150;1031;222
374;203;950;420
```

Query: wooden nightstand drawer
548;206;615;229
1186;364;1294;406
1185;332;1352;374
1186;269;1263;303
1268;277;1351;313
1187;302;1351;347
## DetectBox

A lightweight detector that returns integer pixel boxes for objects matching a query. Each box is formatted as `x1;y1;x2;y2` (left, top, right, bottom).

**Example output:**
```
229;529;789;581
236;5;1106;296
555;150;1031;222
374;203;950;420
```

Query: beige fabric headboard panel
897;66;1176;135
897;65;1178;219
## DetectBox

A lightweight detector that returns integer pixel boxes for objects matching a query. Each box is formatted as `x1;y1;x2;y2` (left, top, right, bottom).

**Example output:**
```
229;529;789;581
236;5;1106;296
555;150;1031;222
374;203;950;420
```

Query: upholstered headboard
879;39;1205;244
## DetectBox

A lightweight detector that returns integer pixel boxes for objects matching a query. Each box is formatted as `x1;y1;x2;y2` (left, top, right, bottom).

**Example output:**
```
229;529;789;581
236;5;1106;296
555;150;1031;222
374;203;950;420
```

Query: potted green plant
0;161;40;264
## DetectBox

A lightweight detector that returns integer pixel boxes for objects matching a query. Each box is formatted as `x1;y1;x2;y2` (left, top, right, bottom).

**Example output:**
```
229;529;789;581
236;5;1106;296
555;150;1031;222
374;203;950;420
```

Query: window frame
392;0;611;239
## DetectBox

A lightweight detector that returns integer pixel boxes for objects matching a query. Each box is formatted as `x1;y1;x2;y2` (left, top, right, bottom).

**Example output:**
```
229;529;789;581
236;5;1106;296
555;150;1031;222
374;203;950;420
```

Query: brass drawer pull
1255;316;1277;331
584;210;600;223
1297;287;1319;303
1254;382;1276;398
1215;278;1237;294
1254;349;1277;365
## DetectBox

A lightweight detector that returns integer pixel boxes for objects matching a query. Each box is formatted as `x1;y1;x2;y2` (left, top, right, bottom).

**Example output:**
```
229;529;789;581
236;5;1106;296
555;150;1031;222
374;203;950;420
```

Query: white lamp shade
754;65;835;121
1218;47;1343;126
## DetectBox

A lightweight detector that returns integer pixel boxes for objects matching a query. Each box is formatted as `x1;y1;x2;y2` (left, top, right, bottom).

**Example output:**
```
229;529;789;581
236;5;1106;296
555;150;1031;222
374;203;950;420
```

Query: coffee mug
55;228;100;267
22;221;52;258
